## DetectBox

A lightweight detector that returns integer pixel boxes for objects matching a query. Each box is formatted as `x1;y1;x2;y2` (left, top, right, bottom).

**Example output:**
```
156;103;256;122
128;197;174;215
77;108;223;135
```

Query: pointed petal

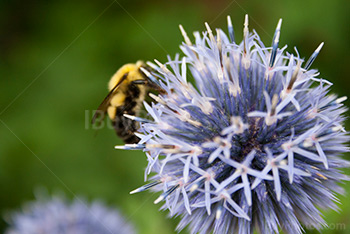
315;141;329;169
205;180;211;215
294;148;324;162
272;166;281;201
183;155;191;183
208;147;222;163
181;187;191;215
215;170;241;192
288;151;294;183
247;111;267;117
242;173;252;206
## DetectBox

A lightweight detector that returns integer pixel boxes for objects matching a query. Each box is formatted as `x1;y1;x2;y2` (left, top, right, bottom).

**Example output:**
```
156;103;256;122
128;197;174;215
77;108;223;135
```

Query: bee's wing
91;73;128;124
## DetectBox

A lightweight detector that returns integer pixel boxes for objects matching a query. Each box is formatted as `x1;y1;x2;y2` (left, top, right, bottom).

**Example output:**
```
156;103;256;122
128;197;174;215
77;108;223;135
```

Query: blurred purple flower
120;15;349;234
5;195;136;234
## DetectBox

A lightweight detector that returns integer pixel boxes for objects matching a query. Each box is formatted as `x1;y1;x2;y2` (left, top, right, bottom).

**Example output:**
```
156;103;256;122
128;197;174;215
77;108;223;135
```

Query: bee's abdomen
113;106;140;144
113;112;140;143
112;83;144;143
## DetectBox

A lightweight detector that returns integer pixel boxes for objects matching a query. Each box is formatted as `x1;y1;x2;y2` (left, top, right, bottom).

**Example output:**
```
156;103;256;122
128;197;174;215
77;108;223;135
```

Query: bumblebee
92;61;163;143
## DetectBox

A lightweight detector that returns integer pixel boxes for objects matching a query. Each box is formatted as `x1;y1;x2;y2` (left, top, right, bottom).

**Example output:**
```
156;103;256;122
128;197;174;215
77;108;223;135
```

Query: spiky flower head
5;195;136;234
120;15;349;234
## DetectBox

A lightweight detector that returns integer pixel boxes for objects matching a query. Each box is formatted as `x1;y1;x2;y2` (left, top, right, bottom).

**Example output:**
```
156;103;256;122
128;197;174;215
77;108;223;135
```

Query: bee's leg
131;80;147;85
132;80;166;94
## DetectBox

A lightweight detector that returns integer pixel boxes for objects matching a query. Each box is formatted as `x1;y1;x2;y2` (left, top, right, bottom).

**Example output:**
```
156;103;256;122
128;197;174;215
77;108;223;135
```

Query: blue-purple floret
126;15;349;234
5;196;136;234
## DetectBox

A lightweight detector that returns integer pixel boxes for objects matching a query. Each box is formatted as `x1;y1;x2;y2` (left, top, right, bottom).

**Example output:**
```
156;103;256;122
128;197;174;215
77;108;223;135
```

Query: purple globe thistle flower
118;15;349;234
5;195;136;234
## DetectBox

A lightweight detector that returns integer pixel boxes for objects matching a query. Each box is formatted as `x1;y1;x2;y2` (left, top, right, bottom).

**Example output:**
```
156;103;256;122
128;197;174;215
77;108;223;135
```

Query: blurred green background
0;0;349;233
